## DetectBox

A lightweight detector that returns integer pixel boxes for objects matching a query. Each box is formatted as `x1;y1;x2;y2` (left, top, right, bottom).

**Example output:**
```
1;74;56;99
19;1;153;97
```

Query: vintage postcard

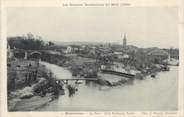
0;0;184;117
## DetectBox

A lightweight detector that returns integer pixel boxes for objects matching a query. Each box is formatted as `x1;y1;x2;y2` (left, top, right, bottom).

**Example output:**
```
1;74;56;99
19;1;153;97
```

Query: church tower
123;34;127;48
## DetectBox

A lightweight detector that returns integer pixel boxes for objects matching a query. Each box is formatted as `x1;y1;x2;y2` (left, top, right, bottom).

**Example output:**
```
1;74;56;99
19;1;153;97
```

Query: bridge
11;49;67;61
55;78;98;85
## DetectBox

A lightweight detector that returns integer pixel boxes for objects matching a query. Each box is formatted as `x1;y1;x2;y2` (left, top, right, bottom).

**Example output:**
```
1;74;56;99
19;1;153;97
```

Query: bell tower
123;34;127;48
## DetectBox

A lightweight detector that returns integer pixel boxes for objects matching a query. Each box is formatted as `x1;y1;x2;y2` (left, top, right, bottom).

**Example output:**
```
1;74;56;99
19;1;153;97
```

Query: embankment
8;59;64;111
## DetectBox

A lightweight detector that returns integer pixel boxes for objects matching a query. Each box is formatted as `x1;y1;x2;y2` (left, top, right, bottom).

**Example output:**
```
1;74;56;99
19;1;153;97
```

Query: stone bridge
12;49;61;60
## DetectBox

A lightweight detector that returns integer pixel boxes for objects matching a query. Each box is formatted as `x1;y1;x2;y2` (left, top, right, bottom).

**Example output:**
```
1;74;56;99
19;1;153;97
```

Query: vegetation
41;52;70;67
8;33;46;50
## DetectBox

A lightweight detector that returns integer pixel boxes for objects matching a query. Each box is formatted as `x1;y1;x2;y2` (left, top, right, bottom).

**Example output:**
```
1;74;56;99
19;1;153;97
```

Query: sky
7;7;178;48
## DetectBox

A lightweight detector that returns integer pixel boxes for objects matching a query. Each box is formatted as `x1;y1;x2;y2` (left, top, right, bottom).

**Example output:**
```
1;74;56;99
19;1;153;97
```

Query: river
39;61;178;111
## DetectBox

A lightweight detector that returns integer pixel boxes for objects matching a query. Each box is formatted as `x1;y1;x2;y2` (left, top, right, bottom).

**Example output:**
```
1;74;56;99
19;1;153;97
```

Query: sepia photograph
6;7;179;112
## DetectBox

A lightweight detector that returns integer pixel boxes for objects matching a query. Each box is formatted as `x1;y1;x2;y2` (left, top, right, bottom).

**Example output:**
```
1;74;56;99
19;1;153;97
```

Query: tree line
7;33;54;50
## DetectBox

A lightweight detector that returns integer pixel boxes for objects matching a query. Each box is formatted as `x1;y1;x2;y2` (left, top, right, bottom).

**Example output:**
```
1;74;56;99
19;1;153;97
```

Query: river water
39;61;178;111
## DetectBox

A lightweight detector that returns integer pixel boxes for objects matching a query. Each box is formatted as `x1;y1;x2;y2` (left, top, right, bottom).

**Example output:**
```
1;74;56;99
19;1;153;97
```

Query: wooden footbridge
55;78;98;85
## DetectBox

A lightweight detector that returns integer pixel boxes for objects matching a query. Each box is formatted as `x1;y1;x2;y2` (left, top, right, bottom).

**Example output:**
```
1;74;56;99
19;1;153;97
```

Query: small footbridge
55;78;98;85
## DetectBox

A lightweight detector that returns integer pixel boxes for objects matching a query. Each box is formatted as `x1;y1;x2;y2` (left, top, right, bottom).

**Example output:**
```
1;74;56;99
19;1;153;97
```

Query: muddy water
39;61;178;111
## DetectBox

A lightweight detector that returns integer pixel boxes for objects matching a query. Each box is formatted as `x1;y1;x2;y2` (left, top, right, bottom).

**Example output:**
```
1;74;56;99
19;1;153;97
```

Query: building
64;46;72;54
169;48;179;59
123;34;127;48
7;44;14;59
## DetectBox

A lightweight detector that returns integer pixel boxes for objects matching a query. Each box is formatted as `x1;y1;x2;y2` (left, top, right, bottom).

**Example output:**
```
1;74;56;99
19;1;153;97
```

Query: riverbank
7;59;64;111
8;93;53;111
41;53;98;77
97;73;133;86
38;64;178;111
40;53;172;87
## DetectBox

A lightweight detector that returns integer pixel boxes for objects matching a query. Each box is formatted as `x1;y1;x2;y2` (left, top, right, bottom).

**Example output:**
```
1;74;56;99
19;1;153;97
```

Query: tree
48;41;54;46
7;33;45;50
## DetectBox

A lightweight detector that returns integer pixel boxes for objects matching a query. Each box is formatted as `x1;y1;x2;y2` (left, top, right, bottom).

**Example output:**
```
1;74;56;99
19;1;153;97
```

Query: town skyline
7;33;178;49
7;7;178;48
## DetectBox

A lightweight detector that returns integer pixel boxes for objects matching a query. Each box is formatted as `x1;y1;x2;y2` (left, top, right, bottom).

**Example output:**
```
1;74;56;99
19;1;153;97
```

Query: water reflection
39;62;178;111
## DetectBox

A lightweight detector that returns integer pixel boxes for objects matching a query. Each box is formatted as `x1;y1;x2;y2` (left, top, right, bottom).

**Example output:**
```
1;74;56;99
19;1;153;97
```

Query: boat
151;73;156;78
101;69;135;78
162;66;170;71
100;64;138;79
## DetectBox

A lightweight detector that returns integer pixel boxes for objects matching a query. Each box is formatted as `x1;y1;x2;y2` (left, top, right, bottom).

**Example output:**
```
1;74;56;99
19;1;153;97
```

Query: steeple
123;34;127;48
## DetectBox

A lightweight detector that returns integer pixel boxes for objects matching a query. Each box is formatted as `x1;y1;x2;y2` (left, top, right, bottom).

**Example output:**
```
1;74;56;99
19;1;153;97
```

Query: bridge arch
29;51;42;60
